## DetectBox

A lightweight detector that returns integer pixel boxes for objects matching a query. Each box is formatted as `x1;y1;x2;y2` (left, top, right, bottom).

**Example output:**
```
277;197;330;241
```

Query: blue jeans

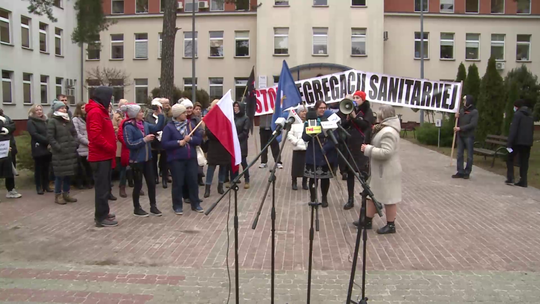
54;176;71;194
205;165;227;185
457;136;474;175
231;157;250;183
170;159;200;211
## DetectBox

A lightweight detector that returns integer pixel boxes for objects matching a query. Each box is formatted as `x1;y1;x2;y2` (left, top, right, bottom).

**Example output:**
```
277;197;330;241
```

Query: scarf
54;111;70;121
173;119;189;136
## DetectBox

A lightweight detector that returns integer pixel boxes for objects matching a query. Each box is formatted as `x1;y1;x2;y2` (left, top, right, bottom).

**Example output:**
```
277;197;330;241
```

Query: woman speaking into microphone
341;91;374;210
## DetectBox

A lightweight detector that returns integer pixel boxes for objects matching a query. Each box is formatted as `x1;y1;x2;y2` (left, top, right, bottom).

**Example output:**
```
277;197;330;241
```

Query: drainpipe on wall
80;43;84;101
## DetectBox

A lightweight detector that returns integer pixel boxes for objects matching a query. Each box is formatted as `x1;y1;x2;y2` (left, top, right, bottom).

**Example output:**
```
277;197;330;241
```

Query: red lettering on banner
268;88;276;111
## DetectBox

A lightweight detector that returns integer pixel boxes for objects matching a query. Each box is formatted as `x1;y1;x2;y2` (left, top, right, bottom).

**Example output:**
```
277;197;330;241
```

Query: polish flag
203;90;242;172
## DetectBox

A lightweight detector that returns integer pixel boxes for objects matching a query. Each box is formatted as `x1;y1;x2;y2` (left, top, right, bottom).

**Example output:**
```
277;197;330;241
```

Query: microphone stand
251;123;292;304
306;128;321;304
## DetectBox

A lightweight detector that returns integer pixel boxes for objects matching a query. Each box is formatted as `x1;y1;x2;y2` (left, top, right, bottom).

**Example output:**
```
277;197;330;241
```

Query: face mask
514;107;518;112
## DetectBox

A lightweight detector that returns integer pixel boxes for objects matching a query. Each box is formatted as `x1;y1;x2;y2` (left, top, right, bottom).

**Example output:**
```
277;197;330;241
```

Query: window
184;31;198;58
158;33;162;58
87;79;99;99
53;0;63;8
40;75;49;104
517;0;531;14
2;71;13;103
23;73;32;104
87;41;100;60
160;0;165;12
236;0;249;10
184;78;197;91
516;35;531;61
414;32;429;59
440;0;454;13
274;28;289;55
112;0;124;14
491;34;505;61
440;33;454;59
465;0;479;13
313;0;327;5
313;28;328;55
111;34;124;59
111;79;124;103
235;31;250;57
275;0;289;5
415;0;428;12
55;28;62;56
0;9;10;44
39;22;48;52
235;78;248;102
65;79;76;104
185;0;199;12
491;0;504;13
136;0;148;13
211;0;225;10
209;77;223;100
465;33;480;60
134;33;148;59
134;79;148;104
21;16;31;48
209;31;224;57
351;28;366;55
352;0;366;6
54;77;63;97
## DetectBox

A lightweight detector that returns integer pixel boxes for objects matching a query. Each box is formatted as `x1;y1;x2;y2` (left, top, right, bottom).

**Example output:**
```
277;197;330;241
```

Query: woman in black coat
27;105;53;195
229;101;250;189
341;91;374;210
0;109;21;199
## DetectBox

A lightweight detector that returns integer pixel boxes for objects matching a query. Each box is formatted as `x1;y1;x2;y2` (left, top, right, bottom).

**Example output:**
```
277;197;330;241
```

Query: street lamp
419;0;425;125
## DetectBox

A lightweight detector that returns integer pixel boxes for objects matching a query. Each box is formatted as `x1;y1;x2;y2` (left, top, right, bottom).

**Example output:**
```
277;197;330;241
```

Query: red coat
86;100;116;167
117;118;130;167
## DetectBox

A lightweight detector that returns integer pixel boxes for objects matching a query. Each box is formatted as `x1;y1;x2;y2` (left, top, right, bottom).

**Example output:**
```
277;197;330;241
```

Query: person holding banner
341;91;374;210
0;109;21;199
452;95;478;180
287;105;309;190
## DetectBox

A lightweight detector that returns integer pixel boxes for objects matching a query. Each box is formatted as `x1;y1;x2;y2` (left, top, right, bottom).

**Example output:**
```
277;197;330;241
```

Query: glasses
318;107;327;110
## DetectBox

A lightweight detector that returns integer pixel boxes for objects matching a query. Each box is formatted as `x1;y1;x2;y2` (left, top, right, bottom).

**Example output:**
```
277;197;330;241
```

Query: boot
162;178;168;189
62;193;78;203
119;186;127;198
321;196;329;208
292;179;298;191
204;185;211;198
55;194;66;205
377;223;396;234
140;189;145;196
343;197;354;210
302;178;308;190
127;175;134;187
352;217;372;229
244;182;250;189
217;183;224;195
37;186;44;195
108;193;117;201
198;174;204;186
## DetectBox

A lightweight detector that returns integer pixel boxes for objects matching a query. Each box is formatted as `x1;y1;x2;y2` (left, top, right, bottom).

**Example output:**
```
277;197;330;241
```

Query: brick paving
1;130;540;303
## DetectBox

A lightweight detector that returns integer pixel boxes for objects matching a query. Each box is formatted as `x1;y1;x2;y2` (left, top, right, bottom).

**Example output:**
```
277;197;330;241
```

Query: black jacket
340;101;374;172
206;128;231;166
234;102;250;157
508;106;534;147
458;103;478;138
27;116;52;158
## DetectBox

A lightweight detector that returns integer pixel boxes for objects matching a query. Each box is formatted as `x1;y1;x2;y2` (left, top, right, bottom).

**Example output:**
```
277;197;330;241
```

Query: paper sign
507;147;513;153
435;119;442;127
0;140;10;159
258;76;267;89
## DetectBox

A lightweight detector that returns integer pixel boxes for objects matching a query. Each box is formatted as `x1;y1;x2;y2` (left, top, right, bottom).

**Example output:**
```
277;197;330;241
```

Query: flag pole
449;81;463;166
188;120;204;137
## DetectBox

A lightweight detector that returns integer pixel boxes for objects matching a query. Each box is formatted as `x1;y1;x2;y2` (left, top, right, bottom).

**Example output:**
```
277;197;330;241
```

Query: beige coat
112;111;124;157
364;116;402;205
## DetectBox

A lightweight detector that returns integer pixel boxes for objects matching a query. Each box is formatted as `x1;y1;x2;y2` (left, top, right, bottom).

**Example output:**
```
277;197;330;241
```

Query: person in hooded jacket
341;91;374;210
452;95;478;179
228;101;251;189
123;104;165;217
87;87;119;227
506;99;534;187
287;105;309;190
0;109;22;199
193;102;205;186
27;104;53;195
204;99;231;198
147;98;171;189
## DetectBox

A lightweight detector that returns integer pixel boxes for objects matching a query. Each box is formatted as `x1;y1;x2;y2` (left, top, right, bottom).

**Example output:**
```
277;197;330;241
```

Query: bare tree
85;67;131;87
160;0;178;103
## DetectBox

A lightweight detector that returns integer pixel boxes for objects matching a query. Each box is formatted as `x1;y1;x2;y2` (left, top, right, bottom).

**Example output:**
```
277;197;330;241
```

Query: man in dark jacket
452;95;478;179
506;99;534;187
87;87;118;227
233;101;250;188
259;113;281;169
0;109;21;199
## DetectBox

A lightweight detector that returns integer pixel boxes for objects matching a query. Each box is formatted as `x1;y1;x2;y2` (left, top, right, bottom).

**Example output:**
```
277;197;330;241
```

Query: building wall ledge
384;12;540;19
106;11;257;20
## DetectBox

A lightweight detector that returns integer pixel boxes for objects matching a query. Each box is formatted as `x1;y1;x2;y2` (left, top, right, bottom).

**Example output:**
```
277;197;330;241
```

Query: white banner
255;69;462;116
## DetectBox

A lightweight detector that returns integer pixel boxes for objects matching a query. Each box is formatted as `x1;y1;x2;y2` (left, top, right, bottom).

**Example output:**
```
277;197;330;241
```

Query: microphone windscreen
306;109;317;120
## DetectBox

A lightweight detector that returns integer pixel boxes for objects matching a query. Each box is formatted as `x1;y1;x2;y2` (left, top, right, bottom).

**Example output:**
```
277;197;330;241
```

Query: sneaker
95;218;118;227
134;208;149;217
107;213;116;220
505;179;514;185
174;208;183;215
515;181;528;188
277;163;284;169
6;190;22;199
259;163;268;169
150;206;162;217
244;183;250;189
191;204;204;213
224;182;231;188
463;174;470;180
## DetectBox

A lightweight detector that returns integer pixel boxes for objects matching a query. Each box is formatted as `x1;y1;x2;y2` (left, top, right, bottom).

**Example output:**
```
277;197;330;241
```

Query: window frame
134;33;148;59
40;75;49;104
158;33;162;58
185;0;200;13
209;31;224;57
183;31;198;58
112;0;125;14
134;78;149;104
1;70;13;104
23;73;33;104
275;0;290;6
490;33;505;61
53;0;63;8
313;0;328;6
351;0;366;6
235;31;250;57
440;0;454;13
234;78;248;102
439;32;455;60
465;0;479;14
210;0;225;11
86;41;101;60
414;32;429;59
414;0;429;12
0;9;11;45
273;28;289;55
351;28;367;56
136;0;149;14
183;77;198;91
516;0;531;14
55;77;63;97
110;34;124;60
39;22;48;53
21;16;31;49
490;0;504;14
209;77;224;100
55;27;63;56
312;27;328;56
516;34;531;62
465;33;480;61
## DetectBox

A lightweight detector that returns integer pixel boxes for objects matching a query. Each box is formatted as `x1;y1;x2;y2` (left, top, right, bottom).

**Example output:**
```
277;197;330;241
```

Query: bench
473;134;509;167
400;121;418;138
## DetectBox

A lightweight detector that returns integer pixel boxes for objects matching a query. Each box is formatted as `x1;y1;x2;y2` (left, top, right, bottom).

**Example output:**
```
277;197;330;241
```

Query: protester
0;109;21;199
204;99;230;197
302;101;337;208
357;105;401;234
193;102;205;186
47;101;78;205
147;98;170;189
341;91;374;210
506;99;534;187
179;98;198;201
73;102;93;189
162;104;204;214
259;113;282;169
231;101;250;189
452;95;478;179
287;105;308;190
112;99;131;197
27;105;52;195
117;107;144;196
123;103;165;217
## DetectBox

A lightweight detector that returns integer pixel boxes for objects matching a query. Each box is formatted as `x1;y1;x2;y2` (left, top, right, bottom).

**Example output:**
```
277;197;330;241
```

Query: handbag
196;146;207;166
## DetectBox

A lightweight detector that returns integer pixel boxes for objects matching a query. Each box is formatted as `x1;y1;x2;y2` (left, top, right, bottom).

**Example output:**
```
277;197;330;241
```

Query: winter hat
121;104;141;119
464;95;475;109
151;98;163;108
514;99;526;109
353;91;366;101
180;98;193;108
52;100;66;112
172;104;187;118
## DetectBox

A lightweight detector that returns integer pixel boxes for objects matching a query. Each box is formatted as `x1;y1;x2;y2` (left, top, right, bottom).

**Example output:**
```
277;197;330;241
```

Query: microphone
305;109;321;135
320;121;339;145
327;113;351;138
272;116;296;136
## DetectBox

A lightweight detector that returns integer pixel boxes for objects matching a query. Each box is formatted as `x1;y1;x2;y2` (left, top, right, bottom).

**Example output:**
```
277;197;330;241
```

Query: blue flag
271;60;302;142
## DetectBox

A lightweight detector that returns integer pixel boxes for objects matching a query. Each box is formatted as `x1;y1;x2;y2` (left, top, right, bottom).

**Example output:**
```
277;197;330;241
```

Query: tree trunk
160;0;177;102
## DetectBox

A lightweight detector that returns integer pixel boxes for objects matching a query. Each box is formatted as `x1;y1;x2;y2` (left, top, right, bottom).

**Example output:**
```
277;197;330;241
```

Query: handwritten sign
0;140;10;159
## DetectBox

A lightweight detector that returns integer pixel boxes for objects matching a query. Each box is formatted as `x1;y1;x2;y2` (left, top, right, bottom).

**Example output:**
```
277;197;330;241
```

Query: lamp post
192;0;197;103
419;0;425;125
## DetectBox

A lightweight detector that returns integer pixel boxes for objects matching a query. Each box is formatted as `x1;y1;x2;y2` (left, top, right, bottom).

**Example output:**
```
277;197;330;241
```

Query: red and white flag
203;90;242;172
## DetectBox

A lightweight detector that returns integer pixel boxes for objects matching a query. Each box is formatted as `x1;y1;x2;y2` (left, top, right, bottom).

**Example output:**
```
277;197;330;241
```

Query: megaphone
339;98;355;115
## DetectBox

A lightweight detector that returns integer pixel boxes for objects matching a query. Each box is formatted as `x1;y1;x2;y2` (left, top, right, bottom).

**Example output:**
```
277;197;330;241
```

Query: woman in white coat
286;106;308;190
359;105;401;234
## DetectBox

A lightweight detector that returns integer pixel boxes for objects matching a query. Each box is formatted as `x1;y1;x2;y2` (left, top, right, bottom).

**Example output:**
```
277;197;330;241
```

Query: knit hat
52;100;66;112
180;98;193;108
121;104;141;119
172;104;187;118
151;98;163;108
353;91;366;101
